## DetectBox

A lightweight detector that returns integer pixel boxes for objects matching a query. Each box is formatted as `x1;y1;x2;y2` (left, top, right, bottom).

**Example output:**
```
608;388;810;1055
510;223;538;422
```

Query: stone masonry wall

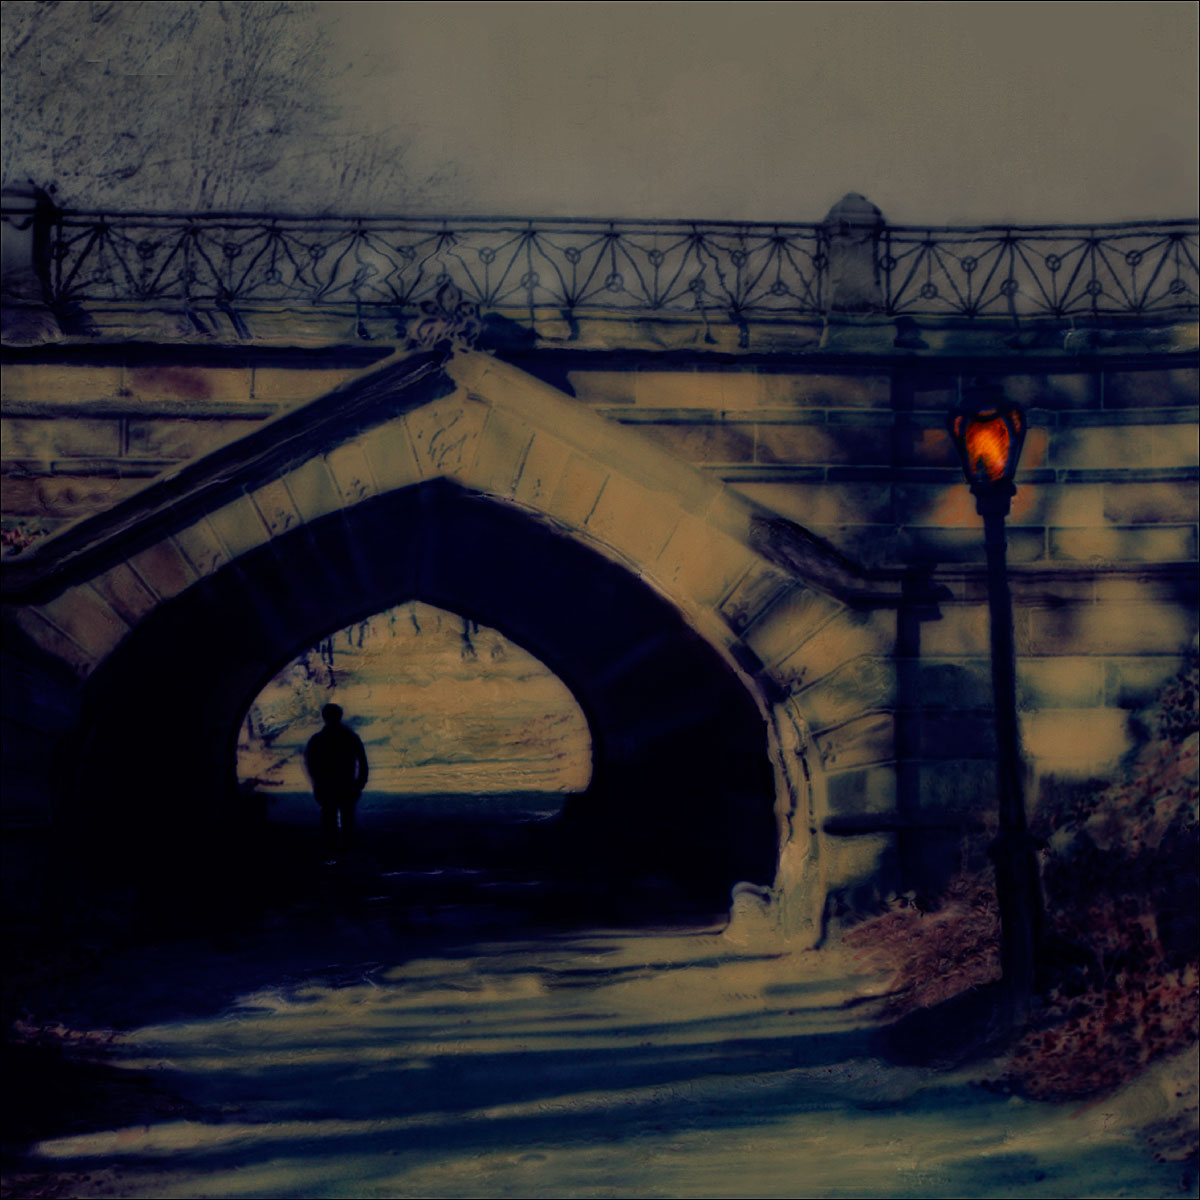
563;357;1198;874
1;356;376;546
2;344;1196;908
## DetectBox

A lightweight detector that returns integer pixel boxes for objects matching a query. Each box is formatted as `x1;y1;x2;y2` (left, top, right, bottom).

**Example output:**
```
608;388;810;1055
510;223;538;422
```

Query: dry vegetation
843;643;1199;1106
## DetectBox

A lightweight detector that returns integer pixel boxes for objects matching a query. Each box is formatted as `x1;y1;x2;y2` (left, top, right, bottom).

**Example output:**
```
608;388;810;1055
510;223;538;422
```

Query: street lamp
948;385;1043;1025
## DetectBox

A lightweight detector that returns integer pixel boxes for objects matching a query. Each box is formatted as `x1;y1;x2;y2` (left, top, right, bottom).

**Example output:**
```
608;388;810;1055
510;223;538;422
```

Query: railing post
821;193;886;315
0;184;59;305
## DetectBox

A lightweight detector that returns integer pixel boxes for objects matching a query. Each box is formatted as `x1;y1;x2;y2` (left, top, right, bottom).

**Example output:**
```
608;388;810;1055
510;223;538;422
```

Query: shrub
1007;643;1199;1100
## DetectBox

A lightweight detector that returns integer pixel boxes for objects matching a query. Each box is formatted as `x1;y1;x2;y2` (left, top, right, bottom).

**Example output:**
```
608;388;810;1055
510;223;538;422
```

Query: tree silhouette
2;1;442;211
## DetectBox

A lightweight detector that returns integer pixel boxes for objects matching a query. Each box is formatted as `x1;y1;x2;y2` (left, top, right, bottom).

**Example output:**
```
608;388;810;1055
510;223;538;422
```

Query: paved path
5;821;1196;1199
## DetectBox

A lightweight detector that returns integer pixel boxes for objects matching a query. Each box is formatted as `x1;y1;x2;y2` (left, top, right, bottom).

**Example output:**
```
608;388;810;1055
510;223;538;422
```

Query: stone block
741;583;843;669
778;609;891;694
1021;707;1132;778
126;365;253;407
325;441;377;507
1104;367;1198;409
205;495;272;561
1022;576;1096;604
585;473;680;567
910;759;998;812
718;563;793;634
715;371;769;411
638;422;756;464
1053;425;1199;471
250;367;362;405
897;524;1045;566
38;586;128;661
8;607;96;676
1001;372;1098;410
465;405;535;498
282;456;345;524
793;655;896;730
825;767;897;817
547;453;608;529
815;711;894;771
651;512;755;611
126;418;250;462
894;369;958;412
1092;574;1198;603
1103;480;1200;524
173;517;232;578
126;538;197;601
1049;525;1197;565
755;423;888;466
732;481;893;527
89;562;158;625
900;712;995;759
763;371;891;409
512;431;571;510
566;371;637;407
822;833;898;905
357;419;423;496
919;603;991;657
897;658;991;710
406;395;488;478
1104;655;1191;708
633;370;723;410
892;424;959;469
1044;483;1105;527
892;482;979;528
1018;426;1053;474
1028;599;1196;656
1;417;121;461
0;364;124;407
1016;657;1106;709
1;475;147;519
791;523;898;569
250;478;303;538
633;442;730;520
1008;483;1058;527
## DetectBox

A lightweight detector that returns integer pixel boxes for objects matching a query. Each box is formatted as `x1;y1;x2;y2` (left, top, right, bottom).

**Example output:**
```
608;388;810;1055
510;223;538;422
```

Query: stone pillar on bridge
821;192;885;315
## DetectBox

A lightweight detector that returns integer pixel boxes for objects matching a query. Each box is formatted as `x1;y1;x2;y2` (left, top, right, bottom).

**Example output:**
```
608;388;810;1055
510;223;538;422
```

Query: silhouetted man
304;703;368;855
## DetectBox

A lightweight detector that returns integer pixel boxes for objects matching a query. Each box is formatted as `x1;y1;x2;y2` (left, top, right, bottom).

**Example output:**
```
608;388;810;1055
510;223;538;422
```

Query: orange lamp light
948;390;1027;491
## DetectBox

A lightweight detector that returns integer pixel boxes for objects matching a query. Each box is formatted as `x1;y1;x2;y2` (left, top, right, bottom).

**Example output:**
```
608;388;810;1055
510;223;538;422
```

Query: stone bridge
2;194;1197;939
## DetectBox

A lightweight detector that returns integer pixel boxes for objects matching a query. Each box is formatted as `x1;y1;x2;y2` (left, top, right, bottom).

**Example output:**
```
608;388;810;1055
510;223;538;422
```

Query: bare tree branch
1;0;433;211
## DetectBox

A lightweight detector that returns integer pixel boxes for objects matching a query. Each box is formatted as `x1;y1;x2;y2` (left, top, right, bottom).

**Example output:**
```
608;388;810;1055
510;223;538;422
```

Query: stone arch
74;479;775;901
4;348;900;936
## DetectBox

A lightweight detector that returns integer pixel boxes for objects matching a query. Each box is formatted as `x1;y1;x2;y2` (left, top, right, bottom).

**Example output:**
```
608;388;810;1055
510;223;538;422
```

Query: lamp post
948;386;1044;1025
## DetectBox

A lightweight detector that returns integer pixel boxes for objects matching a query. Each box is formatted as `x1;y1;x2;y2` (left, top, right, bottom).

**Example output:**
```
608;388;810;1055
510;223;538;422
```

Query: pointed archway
4;348;898;937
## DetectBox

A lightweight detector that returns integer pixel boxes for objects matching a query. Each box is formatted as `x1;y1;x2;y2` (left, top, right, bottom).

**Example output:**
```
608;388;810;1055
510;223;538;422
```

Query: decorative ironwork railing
2;203;1196;322
880;222;1198;320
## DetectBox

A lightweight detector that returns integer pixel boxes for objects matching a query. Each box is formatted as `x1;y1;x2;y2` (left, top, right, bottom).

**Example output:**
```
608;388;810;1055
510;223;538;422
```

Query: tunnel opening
232;600;602;920
67;479;779;933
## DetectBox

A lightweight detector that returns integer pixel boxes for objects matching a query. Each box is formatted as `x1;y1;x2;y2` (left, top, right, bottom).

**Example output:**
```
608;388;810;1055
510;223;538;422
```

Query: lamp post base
988;827;1044;1027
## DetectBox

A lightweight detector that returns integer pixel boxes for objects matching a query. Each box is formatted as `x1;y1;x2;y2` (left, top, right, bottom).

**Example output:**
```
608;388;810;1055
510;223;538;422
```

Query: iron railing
881;222;1198;320
2;203;1196;321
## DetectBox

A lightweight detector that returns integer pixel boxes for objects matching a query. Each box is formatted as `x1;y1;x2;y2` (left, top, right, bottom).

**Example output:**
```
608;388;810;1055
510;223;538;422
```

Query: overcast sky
320;1;1199;225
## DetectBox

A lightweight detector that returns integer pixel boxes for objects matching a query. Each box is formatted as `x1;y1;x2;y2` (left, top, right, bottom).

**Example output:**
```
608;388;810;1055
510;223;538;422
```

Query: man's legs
337;800;357;852
318;799;339;854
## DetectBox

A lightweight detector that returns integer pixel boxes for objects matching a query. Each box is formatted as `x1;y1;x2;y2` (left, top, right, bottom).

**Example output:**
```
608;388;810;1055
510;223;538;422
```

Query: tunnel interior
70;479;778;924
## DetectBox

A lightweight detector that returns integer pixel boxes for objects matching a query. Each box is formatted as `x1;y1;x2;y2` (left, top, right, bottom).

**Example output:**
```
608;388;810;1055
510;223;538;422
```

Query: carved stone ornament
409;281;482;351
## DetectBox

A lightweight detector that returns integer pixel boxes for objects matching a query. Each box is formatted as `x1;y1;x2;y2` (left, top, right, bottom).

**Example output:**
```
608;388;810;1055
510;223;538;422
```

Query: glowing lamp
948;389;1026;493
945;383;1043;1025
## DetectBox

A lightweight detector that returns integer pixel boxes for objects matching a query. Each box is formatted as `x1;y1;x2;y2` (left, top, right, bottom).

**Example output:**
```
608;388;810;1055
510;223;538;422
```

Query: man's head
321;703;343;725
